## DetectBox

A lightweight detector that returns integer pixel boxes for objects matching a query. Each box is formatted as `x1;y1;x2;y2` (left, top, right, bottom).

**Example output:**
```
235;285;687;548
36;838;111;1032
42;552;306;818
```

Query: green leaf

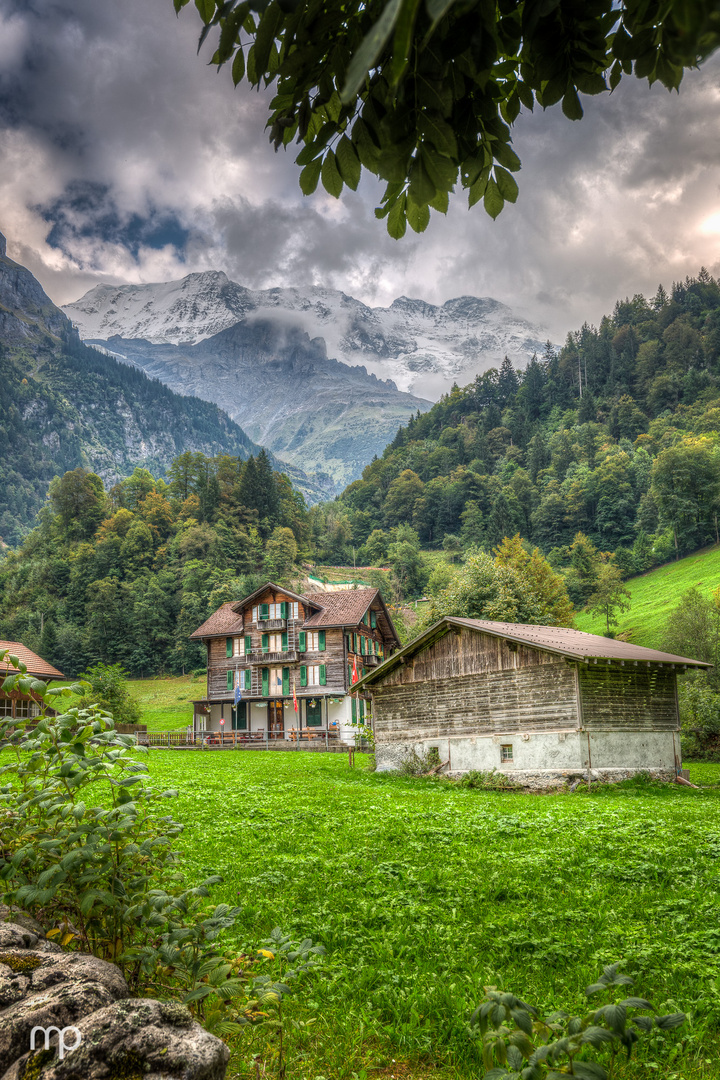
253;2;283;77
387;193;407;239
336;135;361;190
493;141;521;171
562;86;584;120
484;176;504;219
409;155;436;202
656;1012;686;1030
426;0;459;25
609;60;622;91
390;0;421;84
195;0;215;22
572;1063;607;1080
468;173;488;208
341;0;404;105
321;152;344;198
494;166;518;203
406;197;430;233
232;47;245;86
299;158;322;195
418;110;458;156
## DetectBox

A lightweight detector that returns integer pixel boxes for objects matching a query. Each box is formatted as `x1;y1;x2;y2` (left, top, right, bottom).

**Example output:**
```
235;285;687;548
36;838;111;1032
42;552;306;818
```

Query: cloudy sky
1;0;720;343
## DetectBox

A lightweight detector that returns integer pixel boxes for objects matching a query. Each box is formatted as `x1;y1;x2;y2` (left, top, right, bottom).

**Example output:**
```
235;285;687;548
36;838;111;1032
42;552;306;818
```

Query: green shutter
236;702;247;730
244;668;251;691
282;631;288;651
226;637;232;658
245;634;252;653
319;664;326;686
282;667;290;695
260;603;269;620
318;630;326;652
299;631;306;651
359;698;365;720
371;611;377;629
227;669;233;692
262;633;269;653
261;668;269;696
300;665;307;687
361;636;366;655
280;601;288;618
353;633;358;652
351;697;357;722
348;663;352;686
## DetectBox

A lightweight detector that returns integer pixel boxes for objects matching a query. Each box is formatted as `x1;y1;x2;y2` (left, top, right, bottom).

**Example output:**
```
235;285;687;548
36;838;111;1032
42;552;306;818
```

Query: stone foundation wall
0;906;229;1080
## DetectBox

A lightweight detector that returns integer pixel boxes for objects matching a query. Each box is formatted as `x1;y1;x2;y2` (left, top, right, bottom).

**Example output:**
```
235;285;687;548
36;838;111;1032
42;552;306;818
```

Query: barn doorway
268;700;284;739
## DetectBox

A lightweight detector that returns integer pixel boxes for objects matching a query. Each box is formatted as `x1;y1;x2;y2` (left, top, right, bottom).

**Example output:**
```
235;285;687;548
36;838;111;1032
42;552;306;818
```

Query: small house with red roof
189;583;400;741
0;641;66;721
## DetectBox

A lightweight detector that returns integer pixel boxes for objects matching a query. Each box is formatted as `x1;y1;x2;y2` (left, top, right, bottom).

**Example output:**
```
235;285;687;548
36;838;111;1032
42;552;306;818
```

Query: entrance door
268;700;284;739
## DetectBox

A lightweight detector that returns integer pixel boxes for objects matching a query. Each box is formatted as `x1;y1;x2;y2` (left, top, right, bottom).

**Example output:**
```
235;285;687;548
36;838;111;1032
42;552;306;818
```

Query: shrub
76;661;141;724
472;962;685;1079
459;769;521;791
398;746;441;775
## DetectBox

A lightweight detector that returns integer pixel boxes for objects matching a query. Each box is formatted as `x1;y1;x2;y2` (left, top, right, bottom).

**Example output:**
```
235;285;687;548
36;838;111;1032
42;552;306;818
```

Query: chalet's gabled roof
190;582;401;645
0;640;66;680
303;588;401;645
189;603;244;640
353;616;711;691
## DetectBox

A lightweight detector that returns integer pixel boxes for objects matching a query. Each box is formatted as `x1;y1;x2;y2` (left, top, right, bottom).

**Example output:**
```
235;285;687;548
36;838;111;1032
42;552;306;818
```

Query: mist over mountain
63;271;549;399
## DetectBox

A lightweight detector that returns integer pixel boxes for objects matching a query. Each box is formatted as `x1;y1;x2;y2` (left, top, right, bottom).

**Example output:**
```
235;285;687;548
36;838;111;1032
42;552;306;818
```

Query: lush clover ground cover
143;752;720;1080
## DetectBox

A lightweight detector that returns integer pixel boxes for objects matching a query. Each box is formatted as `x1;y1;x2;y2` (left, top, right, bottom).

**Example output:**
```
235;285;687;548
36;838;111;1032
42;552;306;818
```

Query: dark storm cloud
1;0;720;342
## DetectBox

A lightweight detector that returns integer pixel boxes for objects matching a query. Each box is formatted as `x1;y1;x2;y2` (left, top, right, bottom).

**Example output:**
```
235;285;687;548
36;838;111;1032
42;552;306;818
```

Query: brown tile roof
0;641;66;679
452;618;712;665
355;616;710;690
303;589;378;628
189;603;244;640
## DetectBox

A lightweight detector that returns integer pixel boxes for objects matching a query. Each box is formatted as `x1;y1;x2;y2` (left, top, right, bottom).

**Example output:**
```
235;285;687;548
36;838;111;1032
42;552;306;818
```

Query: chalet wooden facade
353;618;710;783
190;583;400;741
0;641;66;719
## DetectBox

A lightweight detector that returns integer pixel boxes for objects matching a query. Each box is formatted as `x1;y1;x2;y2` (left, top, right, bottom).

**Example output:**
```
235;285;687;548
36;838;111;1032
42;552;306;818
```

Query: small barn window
501;744;513;762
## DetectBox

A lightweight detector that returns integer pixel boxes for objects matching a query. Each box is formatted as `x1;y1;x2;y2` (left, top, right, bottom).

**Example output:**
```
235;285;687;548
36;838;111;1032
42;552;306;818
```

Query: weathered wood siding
372;663;579;741
579;664;679;729
372;629;579;741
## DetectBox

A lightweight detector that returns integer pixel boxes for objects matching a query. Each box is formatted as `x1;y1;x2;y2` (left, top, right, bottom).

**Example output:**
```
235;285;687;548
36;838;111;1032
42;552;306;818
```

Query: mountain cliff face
0;234;325;545
64;273;549;397
94;321;431;490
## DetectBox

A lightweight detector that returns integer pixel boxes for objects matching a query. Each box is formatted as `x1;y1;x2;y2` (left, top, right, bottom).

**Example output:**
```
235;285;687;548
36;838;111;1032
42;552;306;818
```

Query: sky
1;0;720;344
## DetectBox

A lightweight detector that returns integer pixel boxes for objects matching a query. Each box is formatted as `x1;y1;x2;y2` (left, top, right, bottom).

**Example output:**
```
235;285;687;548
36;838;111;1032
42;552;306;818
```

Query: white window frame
252;605;258;623
306;631;319;652
269;666;284;697
307;665;321;686
0;698;13;716
233;637;245;657
268;633;283;652
501;744;513;762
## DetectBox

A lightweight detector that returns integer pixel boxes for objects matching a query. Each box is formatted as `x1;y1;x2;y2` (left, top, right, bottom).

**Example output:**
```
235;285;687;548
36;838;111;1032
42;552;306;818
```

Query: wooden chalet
0;641;66;719
190;583;400;742
353;617;711;782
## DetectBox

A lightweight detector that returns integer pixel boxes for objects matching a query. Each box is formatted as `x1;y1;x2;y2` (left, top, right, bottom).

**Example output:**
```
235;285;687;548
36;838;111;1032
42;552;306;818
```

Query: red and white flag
293;678;298;713
352;656;359;684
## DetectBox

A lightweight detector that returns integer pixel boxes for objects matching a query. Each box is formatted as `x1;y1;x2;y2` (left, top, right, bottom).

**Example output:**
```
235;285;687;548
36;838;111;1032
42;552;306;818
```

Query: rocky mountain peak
0;232;6;259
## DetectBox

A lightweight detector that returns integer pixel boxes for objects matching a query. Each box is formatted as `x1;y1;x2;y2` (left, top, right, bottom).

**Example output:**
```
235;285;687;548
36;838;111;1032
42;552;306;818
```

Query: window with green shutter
300;665;307;687
319;664;326;685
233;702;247;730
227;669;233;692
245;634;252;653
353;633;358;652
347;663;352;686
318;630;326;651
261;668;269;696
281;631;288;651
282;667;290;695
359;698;365;720
244;668;251;691
280;601;288;618
261;633;269;653
259;603;269;621
226;637;233;658
360;636;366;655
299;631;306;651
351;697;357;722
371;611;377;629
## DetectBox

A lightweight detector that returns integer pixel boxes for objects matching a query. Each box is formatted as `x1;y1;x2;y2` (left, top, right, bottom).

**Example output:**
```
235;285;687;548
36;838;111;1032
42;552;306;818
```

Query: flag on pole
293;678;298;713
234;669;242;705
352;655;359;684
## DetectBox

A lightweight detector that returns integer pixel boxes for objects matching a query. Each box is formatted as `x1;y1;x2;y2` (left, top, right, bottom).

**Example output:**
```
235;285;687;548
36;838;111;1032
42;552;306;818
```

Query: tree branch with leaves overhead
175;0;720;236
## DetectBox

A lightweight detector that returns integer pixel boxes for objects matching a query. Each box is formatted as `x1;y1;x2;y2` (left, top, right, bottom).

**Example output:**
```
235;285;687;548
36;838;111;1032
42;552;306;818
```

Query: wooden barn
353;618;710;784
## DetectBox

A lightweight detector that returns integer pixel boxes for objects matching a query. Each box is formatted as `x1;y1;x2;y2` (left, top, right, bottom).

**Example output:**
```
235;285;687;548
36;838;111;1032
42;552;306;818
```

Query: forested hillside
0;451;308;677
312;270;720;591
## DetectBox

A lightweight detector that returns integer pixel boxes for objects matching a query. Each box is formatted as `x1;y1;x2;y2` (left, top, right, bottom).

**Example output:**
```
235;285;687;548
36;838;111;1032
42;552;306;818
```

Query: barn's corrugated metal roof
353;616;711;691
0;641;66;679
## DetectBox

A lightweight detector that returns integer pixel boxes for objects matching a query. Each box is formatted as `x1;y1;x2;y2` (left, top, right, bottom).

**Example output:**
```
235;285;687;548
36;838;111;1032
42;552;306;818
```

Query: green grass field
126;674;206;731
574;545;720;649
142;751;720;1080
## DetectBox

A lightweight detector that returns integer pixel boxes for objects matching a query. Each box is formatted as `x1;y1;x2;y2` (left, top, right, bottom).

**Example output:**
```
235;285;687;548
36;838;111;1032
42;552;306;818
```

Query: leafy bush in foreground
472;962;685;1080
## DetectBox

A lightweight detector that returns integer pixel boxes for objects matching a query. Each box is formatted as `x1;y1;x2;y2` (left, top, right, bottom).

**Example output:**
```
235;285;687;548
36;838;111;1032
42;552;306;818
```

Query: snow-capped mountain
63;272;549;398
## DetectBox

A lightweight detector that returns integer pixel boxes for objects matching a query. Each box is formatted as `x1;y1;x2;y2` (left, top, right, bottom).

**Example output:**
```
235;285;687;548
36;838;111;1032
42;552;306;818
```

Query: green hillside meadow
574;544;720;650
